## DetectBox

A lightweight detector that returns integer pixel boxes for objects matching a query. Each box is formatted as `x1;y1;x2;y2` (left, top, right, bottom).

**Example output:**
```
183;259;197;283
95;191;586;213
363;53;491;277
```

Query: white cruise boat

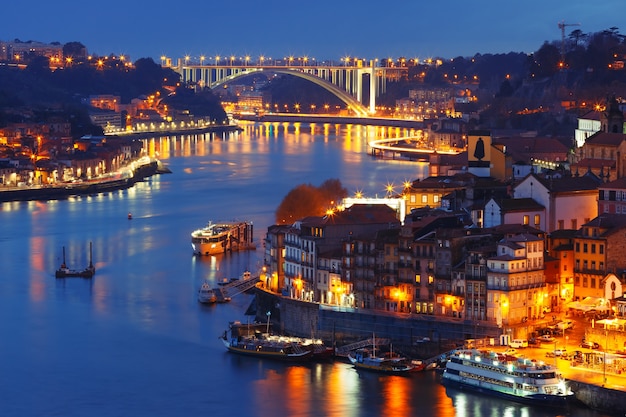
441;349;574;408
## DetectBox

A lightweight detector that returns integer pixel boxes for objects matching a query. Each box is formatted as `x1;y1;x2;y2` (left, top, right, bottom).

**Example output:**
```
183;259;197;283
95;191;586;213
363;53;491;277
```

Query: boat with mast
55;242;96;278
348;334;416;374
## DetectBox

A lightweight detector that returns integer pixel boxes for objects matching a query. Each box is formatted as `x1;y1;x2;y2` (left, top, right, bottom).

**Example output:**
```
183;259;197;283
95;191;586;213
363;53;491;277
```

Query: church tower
601;95;624;133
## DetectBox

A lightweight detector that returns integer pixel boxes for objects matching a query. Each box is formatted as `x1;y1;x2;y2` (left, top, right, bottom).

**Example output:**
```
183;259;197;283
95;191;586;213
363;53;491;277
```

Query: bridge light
200;55;205;65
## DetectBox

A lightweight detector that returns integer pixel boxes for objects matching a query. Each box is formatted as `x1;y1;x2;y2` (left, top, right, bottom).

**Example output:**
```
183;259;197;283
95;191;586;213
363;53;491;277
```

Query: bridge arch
194;67;370;117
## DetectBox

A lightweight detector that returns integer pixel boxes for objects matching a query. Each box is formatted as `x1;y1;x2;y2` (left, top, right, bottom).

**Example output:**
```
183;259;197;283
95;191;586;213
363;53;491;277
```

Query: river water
0;121;608;416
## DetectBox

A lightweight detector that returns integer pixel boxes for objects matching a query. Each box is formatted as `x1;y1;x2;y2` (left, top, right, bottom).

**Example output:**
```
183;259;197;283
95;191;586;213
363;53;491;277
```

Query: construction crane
558;21;581;68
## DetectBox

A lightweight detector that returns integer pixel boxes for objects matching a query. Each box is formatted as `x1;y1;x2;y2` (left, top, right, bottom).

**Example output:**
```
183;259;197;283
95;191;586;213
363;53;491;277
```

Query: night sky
4;0;625;63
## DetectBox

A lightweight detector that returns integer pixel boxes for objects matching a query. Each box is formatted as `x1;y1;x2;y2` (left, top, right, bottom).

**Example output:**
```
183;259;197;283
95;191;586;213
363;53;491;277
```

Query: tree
275;179;348;224
63;42;87;59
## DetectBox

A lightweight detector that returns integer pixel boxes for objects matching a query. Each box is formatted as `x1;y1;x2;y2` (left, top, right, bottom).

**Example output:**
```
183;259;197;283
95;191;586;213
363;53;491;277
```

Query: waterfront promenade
0;157;166;202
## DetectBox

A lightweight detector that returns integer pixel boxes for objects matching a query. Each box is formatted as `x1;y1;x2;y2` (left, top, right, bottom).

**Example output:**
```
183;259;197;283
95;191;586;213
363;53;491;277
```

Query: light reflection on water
0;122;612;416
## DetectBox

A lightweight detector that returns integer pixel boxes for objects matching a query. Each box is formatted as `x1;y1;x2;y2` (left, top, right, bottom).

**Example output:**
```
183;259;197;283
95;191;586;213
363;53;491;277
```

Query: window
422;194;428;203
523;215;529;225
534;214;540;226
600;245;604;254
575;242;580;252
434;195;440;203
415;273;421;284
591;244;596;254
583;243;588;253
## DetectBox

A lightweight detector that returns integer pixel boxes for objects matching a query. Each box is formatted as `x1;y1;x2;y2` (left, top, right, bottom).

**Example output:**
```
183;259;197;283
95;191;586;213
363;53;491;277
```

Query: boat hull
55;267;95;278
441;373;574;408
348;353;415;374
221;337;314;362
191;221;254;256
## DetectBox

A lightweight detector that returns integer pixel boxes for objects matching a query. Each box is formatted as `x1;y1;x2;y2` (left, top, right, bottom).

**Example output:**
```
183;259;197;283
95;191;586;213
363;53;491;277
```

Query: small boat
127;212;132;220
197;282;217;304
55;243;96;278
348;347;416;374
191;220;254;256
220;330;314;362
441;349;575;408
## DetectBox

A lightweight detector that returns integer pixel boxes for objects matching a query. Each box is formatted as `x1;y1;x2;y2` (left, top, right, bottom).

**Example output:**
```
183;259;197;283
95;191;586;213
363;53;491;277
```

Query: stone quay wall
253;289;501;347
569;381;626;415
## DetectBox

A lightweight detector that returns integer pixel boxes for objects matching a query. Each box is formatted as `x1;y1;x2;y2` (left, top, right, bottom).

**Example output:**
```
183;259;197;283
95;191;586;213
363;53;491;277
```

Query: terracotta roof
585;132;626;146
508;233;543;242
571;158;616;170
600;177;626;190
498;198;545;212
531;173;601;193
581;214;626;236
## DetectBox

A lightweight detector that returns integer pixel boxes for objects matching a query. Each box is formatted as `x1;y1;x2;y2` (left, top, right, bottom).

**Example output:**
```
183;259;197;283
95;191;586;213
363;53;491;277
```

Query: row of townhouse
262;174;626;337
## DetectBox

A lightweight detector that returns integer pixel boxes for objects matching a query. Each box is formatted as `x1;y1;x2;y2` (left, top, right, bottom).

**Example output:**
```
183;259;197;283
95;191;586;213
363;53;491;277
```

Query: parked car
580;340;601;349
557;319;574;330
528;337;540;346
503;348;517;355
539;334;555;343
509;339;528;348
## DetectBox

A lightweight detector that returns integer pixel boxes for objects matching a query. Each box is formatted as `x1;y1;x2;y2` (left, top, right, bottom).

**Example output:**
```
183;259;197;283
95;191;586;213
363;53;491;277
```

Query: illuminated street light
200;55;205;65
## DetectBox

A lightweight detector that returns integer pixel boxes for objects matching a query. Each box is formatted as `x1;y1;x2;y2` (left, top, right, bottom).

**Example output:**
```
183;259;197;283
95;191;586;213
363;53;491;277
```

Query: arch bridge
169;59;388;117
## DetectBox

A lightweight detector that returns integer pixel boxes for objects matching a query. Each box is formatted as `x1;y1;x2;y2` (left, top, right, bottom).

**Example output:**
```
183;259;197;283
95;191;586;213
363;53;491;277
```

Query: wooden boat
348;347;416;374
55;242;96;278
220;331;314;362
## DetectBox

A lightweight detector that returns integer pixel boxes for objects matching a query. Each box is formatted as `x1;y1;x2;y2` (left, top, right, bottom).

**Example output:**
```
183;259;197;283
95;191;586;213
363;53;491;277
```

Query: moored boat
441;349;574;408
191;220;254;256
220;331;314;362
348;347;416;374
55;242;96;278
197;282;217;304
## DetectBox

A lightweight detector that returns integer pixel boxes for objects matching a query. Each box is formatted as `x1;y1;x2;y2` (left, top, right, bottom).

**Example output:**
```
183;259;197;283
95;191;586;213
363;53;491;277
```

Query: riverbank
108;123;242;139
0;158;167;202
236;113;425;129
252;287;626;415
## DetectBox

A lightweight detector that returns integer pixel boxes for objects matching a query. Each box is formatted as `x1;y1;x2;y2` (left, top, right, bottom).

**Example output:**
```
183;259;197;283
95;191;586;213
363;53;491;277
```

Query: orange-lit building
574;214;626;300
